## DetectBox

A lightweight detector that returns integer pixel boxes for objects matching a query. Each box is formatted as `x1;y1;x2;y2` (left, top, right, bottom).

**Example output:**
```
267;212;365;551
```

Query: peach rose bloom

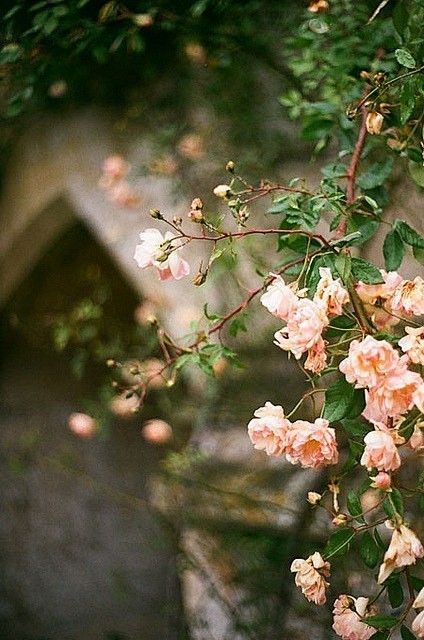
339;336;399;389
290;551;330;605
260;275;299;320
247;402;290;457
284;418;338;469
68;412;97;438
274;298;329;359
412;610;424;639
304;336;327;374
360;429;401;471
332;595;375;640
313;267;349;317
134;228;190;281
369;471;391;490
142;419;173;444
398;326;424;365
391;277;424;316
356;270;403;329
378;524;424;583
362;355;422;424
414;384;424;413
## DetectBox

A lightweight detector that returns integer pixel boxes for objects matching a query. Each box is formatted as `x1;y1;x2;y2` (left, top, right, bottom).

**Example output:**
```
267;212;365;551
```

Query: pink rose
356;270;403;330
360;429;401;472
378;524;424;583
398;326;424;365
339;336;399;389
247;402;290;457
391;277;424;316
412;611;424;639
274;298;328;359
68;412;97;438
290;551;330;605
362;356;422;424
414;587;424;609
332;595;375;640
414;384;424;413
284;418;338;469
260;275;299;320
134;228;190;280
313;267;349;317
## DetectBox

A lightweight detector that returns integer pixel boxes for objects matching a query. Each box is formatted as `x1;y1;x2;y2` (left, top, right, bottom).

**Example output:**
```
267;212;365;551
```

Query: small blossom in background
290;551;330;605
399;326;424;365
48;80;68;98
68;412;97;438
110;393;140;418
177;133;204;160
142;419;173;444
378;524;424;583
99;154;140;208
361;429;401;472
134;228;190;281
247;402;290;457
284;418;338;469
332;595;375;640
391;276;424;316
339;336;399;389
107;180;141;208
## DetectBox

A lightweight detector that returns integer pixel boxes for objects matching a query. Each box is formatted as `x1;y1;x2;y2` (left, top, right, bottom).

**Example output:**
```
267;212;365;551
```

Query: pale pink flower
68;412;97;438
134;228;190;281
412;610;424;639
391;277;424;316
414;587;424;609
313;267;349;317
247;402;290;457
102;155;128;182
339;336;399;389
378;524;424;583
362;355;422;424
142;419;173;444
260;275;299;320
361;429;401;471
414;384;424;413
370;471;391;490
107;180;140;208
307;492;322;505
356;270;403;329
399;326;424;365
284;418;338;469
305;336;328;374
290;551;330;605
332;595;375;640
409;424;424;450
274;298;329;359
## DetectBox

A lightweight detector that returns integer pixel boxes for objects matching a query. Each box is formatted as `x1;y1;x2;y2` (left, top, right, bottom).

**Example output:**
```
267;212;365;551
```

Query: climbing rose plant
102;1;424;638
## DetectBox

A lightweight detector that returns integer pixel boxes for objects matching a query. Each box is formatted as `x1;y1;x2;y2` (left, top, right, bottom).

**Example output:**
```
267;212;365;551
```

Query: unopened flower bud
370;471;392;490
366;111;384;135
190;197;203;210
156;249;169;263
173;216;183;226
188;209;204;223
332;514;348;527
360;70;372;81
213;184;231;198
149;208;163;220
129;366;140;376
373;72;386;85
307;492;322;505
226;160;235;173
193;271;207;286
106;359;117;367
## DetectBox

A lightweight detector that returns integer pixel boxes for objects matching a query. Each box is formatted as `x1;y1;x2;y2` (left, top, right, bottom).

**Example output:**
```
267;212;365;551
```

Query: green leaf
360;531;379;568
229;316;247;338
302;117;333;142
383;230;405;271
325;528;355;559
409;161;424;188
323;376;355;422
388;575;404;608
342;439;364;473
413;246;424;266
395;48;416;69
411;576;424;592
400;81;416;125
342;419;371;439
401;625;417;640
365;615;398;630
357;157;394;191
351;257;384;284
393;2;409;35
347;491;365;523
383;488;404;520
335;251;352;282
347;388;366;418
393;219;424;248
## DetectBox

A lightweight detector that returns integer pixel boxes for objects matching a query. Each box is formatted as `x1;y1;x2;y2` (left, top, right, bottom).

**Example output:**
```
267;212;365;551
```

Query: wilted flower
142;419;173;444
313;267;349;317
304;336;328;374
332;595;375;640
399;326;424;365
290;551;330;605
284;418;338;469
366;111;384;135
360;429;401;472
68;412;97;438
378;524;424;583
134;228;190;281
339;336;399;389
247;402;290;457
391;277;424;316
